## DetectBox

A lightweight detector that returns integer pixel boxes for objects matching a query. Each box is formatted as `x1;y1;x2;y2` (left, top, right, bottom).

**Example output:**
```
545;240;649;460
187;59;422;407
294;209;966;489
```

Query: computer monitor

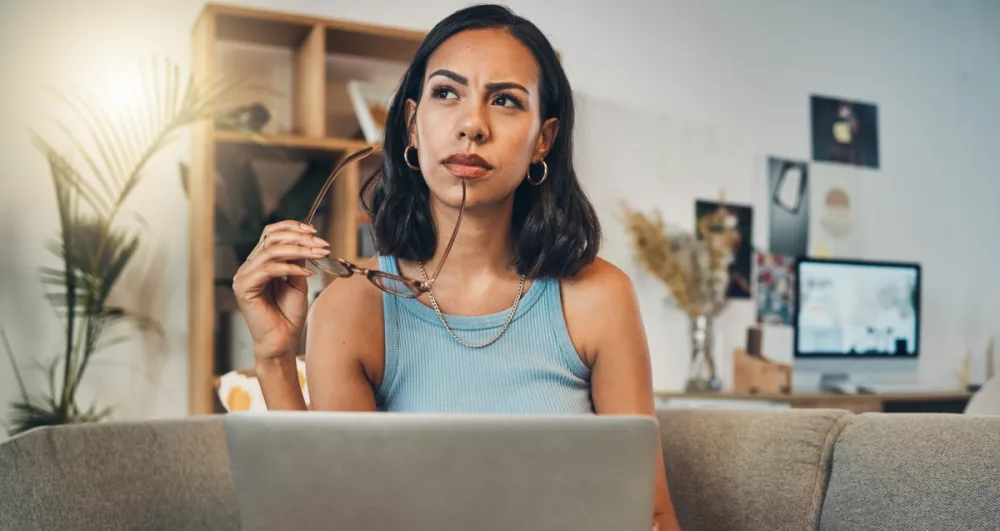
793;258;921;391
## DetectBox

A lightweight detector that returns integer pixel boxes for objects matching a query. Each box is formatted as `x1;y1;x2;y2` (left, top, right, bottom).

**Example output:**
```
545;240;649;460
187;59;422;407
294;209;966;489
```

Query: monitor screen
795;259;920;357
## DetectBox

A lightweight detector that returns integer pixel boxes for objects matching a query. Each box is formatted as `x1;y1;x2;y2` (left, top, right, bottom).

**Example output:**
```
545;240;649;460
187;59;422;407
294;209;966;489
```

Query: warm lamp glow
103;70;145;115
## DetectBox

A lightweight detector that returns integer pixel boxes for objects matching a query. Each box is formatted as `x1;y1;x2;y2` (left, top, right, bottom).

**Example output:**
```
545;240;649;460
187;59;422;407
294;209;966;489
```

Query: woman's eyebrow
485;81;529;94
428;69;468;85
428;69;529;94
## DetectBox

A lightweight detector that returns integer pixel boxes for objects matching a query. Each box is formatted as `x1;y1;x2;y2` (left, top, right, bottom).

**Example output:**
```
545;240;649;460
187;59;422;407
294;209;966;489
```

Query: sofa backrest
0;416;238;531
818;413;1000;531
4;409;998;531
5;409;851;531
656;408;851;531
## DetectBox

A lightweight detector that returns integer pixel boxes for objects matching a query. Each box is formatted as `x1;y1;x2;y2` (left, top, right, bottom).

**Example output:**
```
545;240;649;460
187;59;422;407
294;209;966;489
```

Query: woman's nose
456;103;490;144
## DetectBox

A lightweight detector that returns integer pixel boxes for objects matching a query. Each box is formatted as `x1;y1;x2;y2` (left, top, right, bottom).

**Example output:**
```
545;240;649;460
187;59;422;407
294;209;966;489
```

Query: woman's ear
404;98;419;147
533;117;559;162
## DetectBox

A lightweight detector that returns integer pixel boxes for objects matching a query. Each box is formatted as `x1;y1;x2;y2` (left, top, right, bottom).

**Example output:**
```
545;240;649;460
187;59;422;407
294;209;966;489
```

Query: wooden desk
654;391;974;414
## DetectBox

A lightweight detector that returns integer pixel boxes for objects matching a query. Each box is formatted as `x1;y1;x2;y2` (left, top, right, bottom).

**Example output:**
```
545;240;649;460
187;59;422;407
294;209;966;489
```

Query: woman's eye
493;93;522;109
432;86;458;100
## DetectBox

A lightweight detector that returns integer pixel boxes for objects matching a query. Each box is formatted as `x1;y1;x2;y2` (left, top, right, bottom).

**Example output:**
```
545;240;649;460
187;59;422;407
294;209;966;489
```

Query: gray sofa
1;409;998;530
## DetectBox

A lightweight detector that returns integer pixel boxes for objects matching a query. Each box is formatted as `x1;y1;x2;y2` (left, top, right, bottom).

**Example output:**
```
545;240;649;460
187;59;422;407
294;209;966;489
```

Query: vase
685;314;722;392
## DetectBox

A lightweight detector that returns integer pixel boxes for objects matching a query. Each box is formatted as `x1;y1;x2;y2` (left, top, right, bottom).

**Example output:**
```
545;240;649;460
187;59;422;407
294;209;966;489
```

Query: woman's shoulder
310;256;384;318
308;257;385;349
559;257;637;302
307;256;386;386
558;257;641;365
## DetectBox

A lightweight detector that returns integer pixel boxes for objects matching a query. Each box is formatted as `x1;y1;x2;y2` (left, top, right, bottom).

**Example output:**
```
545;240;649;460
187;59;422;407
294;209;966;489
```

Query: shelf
206;2;424;61
190;3;423;416
211;5;315;48
214;129;370;156
325;24;422;62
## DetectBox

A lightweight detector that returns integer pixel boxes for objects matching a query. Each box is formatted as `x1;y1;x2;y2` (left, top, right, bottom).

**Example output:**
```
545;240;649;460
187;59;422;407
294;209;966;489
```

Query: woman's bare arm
255;356;309;410
302;271;384;411
256;261;385;412
563;259;682;531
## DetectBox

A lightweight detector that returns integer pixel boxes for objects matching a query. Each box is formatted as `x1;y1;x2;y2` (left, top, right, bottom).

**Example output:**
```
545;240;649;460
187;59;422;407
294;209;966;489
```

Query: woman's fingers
263;220;316;237
250;244;330;266
248;221;321;260
261;230;329;251
234;262;314;300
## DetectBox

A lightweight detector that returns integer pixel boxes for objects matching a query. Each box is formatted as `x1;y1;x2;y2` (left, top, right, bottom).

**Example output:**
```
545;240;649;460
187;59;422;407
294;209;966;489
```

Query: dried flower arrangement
620;200;738;319
620;196;742;391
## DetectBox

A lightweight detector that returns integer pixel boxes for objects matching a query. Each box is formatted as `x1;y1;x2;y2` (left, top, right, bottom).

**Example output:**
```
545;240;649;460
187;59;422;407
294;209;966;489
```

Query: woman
232;4;681;530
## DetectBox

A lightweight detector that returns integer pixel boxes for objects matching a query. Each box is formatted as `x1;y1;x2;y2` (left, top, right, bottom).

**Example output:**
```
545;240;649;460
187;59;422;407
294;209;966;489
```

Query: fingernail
300;223;317;233
312;248;330;256
312;236;330;247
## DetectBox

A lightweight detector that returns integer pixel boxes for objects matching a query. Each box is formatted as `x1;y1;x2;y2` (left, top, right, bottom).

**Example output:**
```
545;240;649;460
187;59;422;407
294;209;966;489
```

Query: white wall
2;0;998;428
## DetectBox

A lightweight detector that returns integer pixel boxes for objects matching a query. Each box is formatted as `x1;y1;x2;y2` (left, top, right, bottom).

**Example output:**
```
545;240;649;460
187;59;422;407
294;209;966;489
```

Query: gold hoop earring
404;145;420;172
526;160;548;185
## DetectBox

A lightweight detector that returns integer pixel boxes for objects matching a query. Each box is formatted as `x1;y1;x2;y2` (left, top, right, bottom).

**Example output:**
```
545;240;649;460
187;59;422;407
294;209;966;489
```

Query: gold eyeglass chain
417;262;526;349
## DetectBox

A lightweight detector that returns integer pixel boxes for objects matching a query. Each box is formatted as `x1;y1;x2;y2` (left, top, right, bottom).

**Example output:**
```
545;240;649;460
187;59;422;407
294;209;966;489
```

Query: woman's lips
442;152;493;179
443;163;490;178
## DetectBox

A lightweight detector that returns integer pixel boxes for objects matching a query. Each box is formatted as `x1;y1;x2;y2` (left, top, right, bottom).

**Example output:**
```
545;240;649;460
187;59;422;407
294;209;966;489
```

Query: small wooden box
732;348;792;394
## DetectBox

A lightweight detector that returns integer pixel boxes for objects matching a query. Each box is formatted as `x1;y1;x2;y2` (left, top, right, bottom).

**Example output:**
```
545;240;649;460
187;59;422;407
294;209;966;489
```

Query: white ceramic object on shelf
346;79;395;143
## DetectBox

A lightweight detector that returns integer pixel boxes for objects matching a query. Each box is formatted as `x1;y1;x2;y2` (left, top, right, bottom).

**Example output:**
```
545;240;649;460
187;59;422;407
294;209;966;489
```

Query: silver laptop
223;411;659;531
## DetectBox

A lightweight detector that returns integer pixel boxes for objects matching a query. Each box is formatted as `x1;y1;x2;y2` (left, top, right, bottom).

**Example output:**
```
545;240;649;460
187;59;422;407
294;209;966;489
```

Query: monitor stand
818;373;875;394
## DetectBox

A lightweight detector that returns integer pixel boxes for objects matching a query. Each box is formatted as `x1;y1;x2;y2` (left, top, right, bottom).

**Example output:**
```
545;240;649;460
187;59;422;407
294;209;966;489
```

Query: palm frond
99;307;165;339
1;327;30;404
40;216;140;310
45;357;61;407
33;134;111;217
97;234;139;302
7;399;64;436
45;55;250;212
93;334;131;353
46;117;117;209
8;54;254;432
46;149;81;417
73;402;114;424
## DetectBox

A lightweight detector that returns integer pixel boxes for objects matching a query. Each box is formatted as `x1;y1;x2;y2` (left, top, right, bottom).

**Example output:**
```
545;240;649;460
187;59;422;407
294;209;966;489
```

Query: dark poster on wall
811;95;879;169
695;200;754;299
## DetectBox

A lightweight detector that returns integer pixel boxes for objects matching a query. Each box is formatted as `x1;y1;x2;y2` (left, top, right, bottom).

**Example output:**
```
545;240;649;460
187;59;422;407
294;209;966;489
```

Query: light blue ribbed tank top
374;255;594;415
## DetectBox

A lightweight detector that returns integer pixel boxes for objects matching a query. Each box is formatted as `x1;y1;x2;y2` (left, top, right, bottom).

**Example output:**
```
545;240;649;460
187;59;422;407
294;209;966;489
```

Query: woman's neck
419;195;517;283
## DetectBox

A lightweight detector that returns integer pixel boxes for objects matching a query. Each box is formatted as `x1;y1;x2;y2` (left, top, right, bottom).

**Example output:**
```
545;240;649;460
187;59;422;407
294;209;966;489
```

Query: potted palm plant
2;56;250;436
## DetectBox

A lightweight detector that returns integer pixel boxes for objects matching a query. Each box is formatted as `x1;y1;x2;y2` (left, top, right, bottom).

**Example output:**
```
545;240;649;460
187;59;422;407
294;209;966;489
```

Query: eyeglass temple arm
426;177;466;283
303;146;375;225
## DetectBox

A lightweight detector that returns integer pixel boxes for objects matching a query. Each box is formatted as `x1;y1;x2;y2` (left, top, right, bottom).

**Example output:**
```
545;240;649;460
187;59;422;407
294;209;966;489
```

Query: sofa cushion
819;413;1000;531
656;408;850;531
0;416;238;531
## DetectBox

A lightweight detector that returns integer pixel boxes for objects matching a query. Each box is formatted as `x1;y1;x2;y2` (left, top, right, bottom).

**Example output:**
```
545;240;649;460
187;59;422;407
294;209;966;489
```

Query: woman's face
406;28;558;210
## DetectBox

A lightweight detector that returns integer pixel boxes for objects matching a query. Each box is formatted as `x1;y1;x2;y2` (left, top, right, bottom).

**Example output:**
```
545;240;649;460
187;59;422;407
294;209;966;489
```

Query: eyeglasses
301;146;465;298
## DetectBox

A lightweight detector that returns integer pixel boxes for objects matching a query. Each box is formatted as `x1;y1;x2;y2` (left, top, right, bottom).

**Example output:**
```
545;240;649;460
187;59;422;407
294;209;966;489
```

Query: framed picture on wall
810;95;879;169
695;200;754;299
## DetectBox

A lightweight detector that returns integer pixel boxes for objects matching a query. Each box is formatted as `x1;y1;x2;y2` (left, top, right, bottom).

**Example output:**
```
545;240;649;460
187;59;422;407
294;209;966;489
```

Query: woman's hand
232;221;329;363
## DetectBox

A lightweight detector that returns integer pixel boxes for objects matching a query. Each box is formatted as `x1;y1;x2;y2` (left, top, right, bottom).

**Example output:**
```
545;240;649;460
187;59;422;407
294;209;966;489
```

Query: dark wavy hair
360;4;600;278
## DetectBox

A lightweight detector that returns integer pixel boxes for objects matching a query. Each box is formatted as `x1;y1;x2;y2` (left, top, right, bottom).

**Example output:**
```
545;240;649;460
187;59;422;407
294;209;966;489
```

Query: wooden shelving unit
188;3;424;415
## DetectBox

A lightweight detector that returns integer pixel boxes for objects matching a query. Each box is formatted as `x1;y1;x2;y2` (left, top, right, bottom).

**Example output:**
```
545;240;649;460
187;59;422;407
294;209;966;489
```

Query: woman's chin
426;173;517;212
